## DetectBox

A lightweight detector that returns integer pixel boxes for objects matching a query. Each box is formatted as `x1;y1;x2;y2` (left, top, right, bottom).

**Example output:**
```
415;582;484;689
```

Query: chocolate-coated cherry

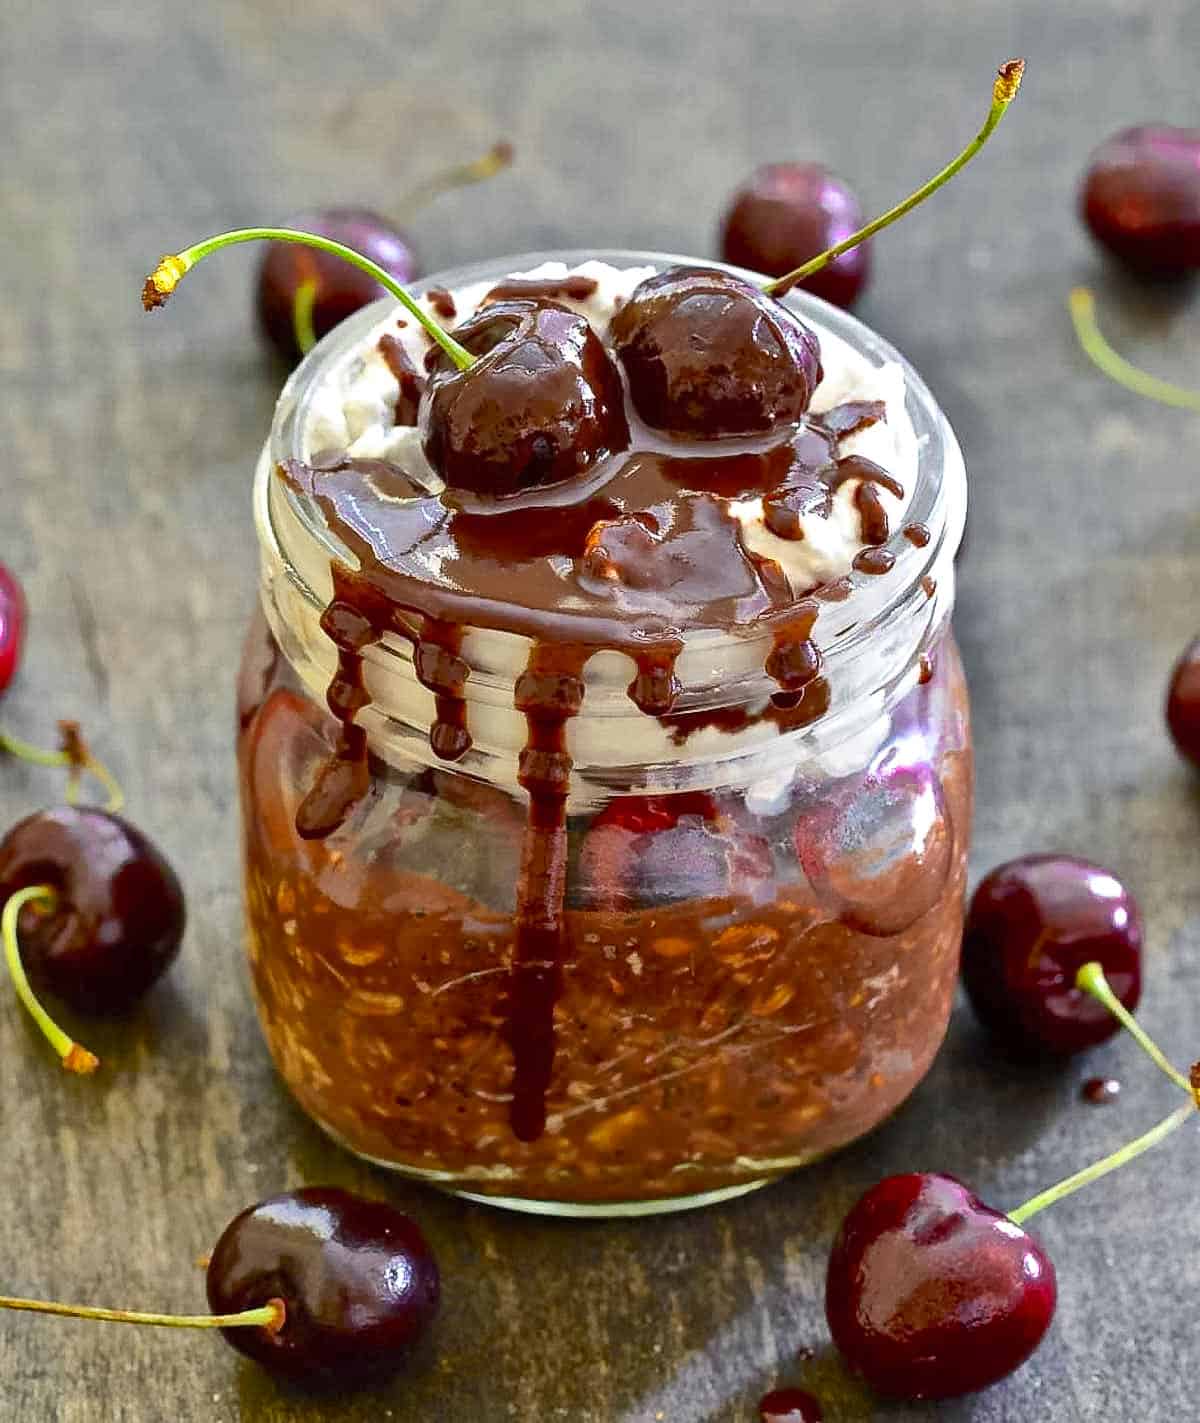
1081;125;1200;276
826;967;1198;1400
256;143;512;363
961;854;1142;1057
719;163;869;308
207;1187;440;1390
610;267;822;438
422;298;629;498
0;806;184;1071
825;1172;1057;1399
1166;638;1200;768
0;563;25;695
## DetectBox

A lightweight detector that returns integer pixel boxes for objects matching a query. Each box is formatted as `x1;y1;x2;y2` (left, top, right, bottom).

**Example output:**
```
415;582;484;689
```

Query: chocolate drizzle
483;274;600;304
282;368;910;1137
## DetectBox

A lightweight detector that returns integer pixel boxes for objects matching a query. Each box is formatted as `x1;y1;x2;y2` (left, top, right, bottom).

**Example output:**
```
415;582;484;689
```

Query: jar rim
257;249;964;775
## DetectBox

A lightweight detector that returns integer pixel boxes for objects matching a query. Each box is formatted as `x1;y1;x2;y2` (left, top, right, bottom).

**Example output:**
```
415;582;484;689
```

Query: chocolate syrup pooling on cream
280;298;908;1141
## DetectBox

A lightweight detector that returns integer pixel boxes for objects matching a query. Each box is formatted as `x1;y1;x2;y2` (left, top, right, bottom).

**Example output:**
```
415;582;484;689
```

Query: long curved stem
1009;1102;1194;1224
143;229;474;370
292;277;318;357
2;887;99;1074
0;1294;284;1333
765;59;1025;297
1076;962;1192;1094
0;728;124;813
1068;287;1200;411
394;141;514;223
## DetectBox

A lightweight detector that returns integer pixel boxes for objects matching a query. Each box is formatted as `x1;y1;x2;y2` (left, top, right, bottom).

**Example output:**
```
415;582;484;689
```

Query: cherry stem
1068;287;1200;412
2;886;99;1075
1076;961;1193;1094
143;230;474;371
0;727;124;814
292;277;318;357
764;58;1025;297
394;140;514;223
0;1293;285;1334
1008;1101;1194;1225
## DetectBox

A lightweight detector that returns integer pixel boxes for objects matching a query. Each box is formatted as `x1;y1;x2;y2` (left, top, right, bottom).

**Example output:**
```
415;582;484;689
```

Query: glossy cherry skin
961;854;1142;1057
422;299;629;499
0;807;184;1014
825;1172;1056;1400
0;563;25;695
610;267;822;439
719;163;869;308
257;209;417;364
1081;126;1200;275
1166;638;1200;768
207;1187;440;1391
758;1387;823;1421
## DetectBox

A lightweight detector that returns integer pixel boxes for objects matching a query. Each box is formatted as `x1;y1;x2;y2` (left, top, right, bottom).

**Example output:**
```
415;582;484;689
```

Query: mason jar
237;250;971;1217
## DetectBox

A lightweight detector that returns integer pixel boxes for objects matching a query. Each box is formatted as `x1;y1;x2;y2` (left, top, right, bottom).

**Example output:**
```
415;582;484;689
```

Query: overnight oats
237;250;971;1214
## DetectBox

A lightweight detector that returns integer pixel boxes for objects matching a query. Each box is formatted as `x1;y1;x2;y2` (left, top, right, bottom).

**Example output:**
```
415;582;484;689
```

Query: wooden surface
3;1;1200;1418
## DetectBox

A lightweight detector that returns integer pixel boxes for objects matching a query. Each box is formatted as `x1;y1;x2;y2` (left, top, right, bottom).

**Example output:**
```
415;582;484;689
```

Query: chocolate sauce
427;286;456;320
904;522;931;548
854;547;895;576
377;333;425;425
483;274;599;303
918;653;935;685
283;376;909;1137
1082;1076;1120;1104
922;575;937;600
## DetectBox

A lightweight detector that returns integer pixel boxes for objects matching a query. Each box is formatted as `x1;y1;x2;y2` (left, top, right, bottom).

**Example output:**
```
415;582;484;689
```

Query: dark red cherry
609;267;822;438
719;163;869;308
0;806;185;1014
256;209;417;364
758;1387;823;1421
207;1187;439;1390
825;1172;1056;1400
961;854;1142;1057
0;563;26;695
1081;126;1200;275
1166;638;1200;768
421;299;629;499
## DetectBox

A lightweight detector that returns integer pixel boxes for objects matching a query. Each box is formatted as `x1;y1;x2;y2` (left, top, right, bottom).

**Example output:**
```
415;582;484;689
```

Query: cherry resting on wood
0;1187;439;1393
1081;125;1200;275
0;805;185;1016
1166;638;1200;769
720;163;869;308
960;854;1142;1056
825;963;1199;1400
0;563;25;695
256;142;513;363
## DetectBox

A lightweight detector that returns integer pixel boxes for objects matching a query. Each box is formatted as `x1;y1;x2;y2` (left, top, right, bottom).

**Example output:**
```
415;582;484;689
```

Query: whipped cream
301;261;919;594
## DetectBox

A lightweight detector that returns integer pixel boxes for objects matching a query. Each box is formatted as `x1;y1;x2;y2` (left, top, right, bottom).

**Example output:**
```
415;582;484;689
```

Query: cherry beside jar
237;250;971;1216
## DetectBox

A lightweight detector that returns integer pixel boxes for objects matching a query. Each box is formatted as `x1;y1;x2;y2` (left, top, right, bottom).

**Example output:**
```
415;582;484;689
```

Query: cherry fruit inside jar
239;251;970;1214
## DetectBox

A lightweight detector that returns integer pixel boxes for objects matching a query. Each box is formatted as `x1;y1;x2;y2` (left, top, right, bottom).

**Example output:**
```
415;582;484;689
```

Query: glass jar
238;250;971;1216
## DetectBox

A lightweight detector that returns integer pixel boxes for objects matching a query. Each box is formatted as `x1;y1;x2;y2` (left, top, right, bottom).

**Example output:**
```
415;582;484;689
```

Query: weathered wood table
3;1;1199;1417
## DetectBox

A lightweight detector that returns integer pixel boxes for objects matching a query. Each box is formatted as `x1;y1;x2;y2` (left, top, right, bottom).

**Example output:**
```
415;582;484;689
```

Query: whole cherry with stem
611;59;1023;440
257;141;513;364
826;961;1198;1400
0;1187;440;1392
1;721;183;1072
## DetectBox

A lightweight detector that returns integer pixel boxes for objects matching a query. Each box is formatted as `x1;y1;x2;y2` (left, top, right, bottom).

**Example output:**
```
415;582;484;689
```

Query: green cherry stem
765;58;1026;297
143;229;474;371
1008;1101;1194;1225
394;140;514;223
0;725;124;814
0;1293;285;1334
1068;287;1200;412
2;886;99;1075
292;277;319;357
1076;961;1193;1094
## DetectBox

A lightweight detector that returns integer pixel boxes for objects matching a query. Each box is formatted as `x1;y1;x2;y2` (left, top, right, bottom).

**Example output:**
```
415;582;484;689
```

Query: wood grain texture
2;0;1200;1417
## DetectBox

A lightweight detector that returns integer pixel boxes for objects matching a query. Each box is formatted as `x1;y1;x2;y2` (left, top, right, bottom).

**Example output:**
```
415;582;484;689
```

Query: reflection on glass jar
237;251;972;1216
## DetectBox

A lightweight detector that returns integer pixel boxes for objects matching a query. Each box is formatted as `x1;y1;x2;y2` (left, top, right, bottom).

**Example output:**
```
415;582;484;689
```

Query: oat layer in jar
238;250;971;1216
